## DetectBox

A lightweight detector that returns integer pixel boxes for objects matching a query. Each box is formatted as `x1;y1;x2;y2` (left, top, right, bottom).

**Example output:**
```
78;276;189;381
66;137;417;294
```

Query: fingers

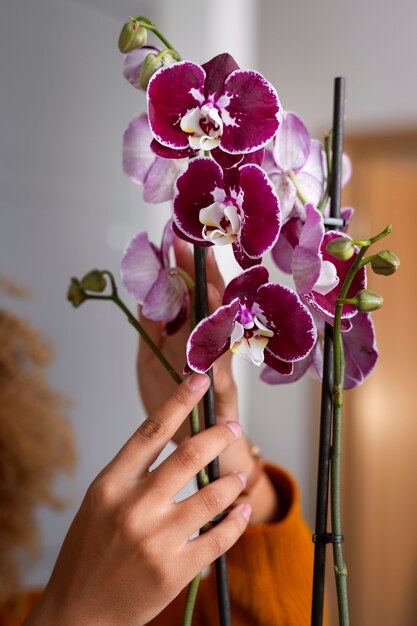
149;420;242;498
185;503;252;573
173;237;195;280
109;374;210;479
175;471;247;538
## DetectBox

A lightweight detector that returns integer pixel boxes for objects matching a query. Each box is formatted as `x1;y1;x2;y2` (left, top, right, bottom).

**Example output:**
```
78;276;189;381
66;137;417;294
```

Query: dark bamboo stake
311;76;346;626
194;245;232;626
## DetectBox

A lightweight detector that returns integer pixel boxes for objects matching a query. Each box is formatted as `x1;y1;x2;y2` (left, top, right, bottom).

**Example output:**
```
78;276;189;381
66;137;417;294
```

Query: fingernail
233;470;247;487
225;420;242;438
186;373;209;391
238;503;252;521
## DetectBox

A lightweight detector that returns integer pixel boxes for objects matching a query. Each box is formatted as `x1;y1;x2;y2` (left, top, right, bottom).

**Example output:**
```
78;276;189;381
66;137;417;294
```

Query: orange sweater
1;464;323;626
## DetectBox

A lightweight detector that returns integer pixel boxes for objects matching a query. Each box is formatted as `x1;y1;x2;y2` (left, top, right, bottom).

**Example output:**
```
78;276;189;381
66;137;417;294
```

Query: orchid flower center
199;201;241;245
180;104;223;150
230;305;274;366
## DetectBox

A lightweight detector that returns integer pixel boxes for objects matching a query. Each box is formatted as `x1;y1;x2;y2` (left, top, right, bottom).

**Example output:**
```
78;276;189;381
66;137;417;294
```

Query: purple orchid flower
263;111;325;222
261;311;378;389
173;156;281;269
123;114;187;203
120;220;189;334
123;46;161;90
147;53;281;158
271;206;366;328
186;265;316;374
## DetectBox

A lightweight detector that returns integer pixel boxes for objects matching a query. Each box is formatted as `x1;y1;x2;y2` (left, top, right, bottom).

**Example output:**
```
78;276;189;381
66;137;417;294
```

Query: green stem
330;222;391;625
141;21;181;60
182;573;202;626
288;170;308;205
318;132;332;213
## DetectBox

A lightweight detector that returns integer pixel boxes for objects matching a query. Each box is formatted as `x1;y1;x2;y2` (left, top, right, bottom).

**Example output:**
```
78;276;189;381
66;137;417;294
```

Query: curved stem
183;574;202;626
330;222;391;625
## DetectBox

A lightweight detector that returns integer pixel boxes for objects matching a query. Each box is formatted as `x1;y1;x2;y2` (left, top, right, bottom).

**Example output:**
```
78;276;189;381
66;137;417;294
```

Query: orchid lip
180;103;223;151
199;201;241;245
230;313;274;366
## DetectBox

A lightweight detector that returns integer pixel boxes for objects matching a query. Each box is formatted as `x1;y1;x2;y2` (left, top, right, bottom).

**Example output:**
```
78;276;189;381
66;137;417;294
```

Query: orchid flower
261;311;378;389
271;205;366;328
123;114;187;203
186;265;316;374
120;220;189;334
147;52;281;159
173;157;281;269
263;111;325;222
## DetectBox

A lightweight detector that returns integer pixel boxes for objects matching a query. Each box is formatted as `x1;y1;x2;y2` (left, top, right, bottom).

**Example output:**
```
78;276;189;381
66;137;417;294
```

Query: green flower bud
371;250;400;276
325;237;355;261
355;289;384;312
139;51;176;90
80;270;107;293
118;20;147;53
67;278;87;308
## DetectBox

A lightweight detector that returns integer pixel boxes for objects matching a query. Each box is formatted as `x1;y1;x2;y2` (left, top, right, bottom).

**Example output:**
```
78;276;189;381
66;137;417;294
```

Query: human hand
137;238;279;525
24;374;251;626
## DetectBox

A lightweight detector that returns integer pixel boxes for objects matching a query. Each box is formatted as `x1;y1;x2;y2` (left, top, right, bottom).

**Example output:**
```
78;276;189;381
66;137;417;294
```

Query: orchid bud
118;20;147;53
139;51;175;90
67;278;87;308
80;270;107;293
325;237;354;261
355;289;384;312
371;250;400;276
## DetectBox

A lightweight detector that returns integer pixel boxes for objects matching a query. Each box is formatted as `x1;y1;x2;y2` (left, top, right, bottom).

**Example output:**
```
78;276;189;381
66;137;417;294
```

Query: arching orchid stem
136;18;181;60
317;131;332;213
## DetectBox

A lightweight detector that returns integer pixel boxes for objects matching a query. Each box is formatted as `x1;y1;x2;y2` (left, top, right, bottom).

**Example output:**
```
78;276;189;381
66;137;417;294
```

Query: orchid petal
232;242;263;269
292;246;322;294
219;70;281;154
186;300;240;373
120;232;161;303
160;220;174;268
303;139;325;183
202;53;240;100
313;260;339;295
165;292;190;336
143;268;187;322
263;350;294;375
174;157;224;243
147;61;205;149
239;164;281;258
342;153;352;187
269;172;297;223
271;232;294;273
144;157;187;203
256;284;317;362
273;111;310;173
223;265;269;307
343;313;378;389
299;203;324;253
261;351;313;383
122;115;155;184
150;139;196;160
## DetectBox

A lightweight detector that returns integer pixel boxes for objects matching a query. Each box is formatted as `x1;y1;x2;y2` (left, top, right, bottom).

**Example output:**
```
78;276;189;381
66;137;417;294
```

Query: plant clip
323;217;346;229
312;532;345;544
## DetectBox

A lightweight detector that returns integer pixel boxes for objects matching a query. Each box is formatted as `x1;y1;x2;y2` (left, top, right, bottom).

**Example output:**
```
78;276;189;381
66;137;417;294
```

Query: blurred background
1;0;416;623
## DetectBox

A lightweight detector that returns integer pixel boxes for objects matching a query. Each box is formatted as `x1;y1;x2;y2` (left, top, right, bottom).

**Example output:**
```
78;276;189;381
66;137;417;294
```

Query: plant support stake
194;245;232;626
311;76;346;626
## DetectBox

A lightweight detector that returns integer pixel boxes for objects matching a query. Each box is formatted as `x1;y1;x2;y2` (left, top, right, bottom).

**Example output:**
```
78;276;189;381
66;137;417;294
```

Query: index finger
108;374;210;478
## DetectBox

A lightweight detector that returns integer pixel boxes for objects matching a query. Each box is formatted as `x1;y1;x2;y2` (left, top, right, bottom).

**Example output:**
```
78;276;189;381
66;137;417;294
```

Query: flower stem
183;573;202;626
318;132;332;213
330;222;392;625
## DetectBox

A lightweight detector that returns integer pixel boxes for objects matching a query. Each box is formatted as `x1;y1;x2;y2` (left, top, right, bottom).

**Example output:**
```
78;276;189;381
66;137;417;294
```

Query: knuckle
172;385;191;409
199;486;221;516
136;417;167;443
208;531;227;557
175;442;202;470
86;475;114;509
